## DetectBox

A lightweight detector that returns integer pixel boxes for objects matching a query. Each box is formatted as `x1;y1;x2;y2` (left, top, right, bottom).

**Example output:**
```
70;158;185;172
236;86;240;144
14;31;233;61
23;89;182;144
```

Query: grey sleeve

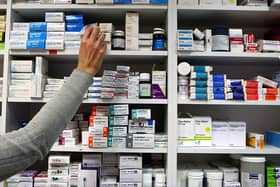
0;69;92;180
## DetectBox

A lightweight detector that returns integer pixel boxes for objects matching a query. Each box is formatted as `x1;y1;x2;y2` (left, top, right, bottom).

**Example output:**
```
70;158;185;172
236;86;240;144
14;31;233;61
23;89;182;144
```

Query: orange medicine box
263;88;279;95
89;115;108;127
247;132;265;150
88;135;107;148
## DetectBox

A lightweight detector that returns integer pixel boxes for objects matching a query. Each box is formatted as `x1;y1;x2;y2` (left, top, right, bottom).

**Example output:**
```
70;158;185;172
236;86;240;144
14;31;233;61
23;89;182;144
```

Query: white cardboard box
119;155;142;169
212;121;229;147
177;118;195;147
228;121;246;147
194;116;212;147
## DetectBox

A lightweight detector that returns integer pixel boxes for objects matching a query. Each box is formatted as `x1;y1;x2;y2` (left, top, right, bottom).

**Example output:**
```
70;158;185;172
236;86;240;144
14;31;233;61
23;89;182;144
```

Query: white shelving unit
51;144;168;153
0;0;280;186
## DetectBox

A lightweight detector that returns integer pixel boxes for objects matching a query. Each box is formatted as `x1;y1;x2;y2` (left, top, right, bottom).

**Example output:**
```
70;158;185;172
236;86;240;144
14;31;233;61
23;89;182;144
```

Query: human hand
77;25;107;76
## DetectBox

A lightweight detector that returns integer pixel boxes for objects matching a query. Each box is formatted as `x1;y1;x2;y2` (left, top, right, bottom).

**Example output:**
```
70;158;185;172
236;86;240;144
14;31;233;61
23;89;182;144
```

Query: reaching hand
77;25;107;76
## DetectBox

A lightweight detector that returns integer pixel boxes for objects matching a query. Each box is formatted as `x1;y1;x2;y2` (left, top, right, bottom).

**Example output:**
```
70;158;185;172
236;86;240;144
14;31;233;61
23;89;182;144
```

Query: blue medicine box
114;0;132;4
66;23;84;32
266;131;280;148
29;32;47;40
150;0;167;4
29;22;47;32
27;40;45;49
65;15;84;23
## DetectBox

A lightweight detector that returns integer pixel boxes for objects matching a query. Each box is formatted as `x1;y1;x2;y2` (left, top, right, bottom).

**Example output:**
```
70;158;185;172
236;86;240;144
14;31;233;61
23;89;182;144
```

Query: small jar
112;30;125;50
153;28;167;50
139;73;151;98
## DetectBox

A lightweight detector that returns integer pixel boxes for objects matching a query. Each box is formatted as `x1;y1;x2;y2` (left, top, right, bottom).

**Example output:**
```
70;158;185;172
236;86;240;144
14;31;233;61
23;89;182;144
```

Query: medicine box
96;0;114;4
47;23;65;32
65;15;84;23
212;121;229;147
109;115;128;126
13;22;30;31
109;105;129;116
48;155;70;165
88;136;108;148
29;22;47;32
81;132;89;146
29;32;47;40
200;0;222;6
78;169;98;187
47;32;64;40
11;73;33;80
82;154;102;168
92;106;109;116
10;40;27;49
10;31;28;40
128;119;155;134
247;132;265;149
76;0;94;3
193;116;212;147
119;183;142;187
119;155;142;169
65;41;80;49
89;116;108;127
45;12;64;22
62;128;80;138
45;40;64;50
108;136;127;148
150;0;167;3
64;32;81;41
114;0;132;4
132;0;149;4
152;71;166;98
228;121;246;147
99;23;114;32
11;60;34;73
120;169;142;183
128;134;155;149
178;0;199;6
66;23;84;32
108;126;127;137
266;131;280;148
131;109;151;120
27;40;45;49
177;118;195;147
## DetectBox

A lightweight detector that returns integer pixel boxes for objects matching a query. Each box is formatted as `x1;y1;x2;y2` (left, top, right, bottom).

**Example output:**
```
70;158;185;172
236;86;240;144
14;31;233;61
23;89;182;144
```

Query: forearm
0;69;92;180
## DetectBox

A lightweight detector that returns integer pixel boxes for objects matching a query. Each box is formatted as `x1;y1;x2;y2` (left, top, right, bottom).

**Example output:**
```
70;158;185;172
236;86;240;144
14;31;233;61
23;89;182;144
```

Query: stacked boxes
69;163;81;187
244;80;262;101
189;65;213;100
34;172;48;187
125;12;139;50
44;78;65;98
177;29;193;51
88;106;109;148
0;15;5;50
88;77;102;99
60;121;80;146
114;66;130;99
101;70;116;99
119;155;142;187
99;23;113;50
127;109;155;149
139;33;153;51
212;73;226;100
108;104;129;148
226;79;245;100
255;75;278;101
32;56;48;98
193;28;205;51
100;153;119;186
19;171;39;187
80;154;100;186
9;60;34;97
128;72;140;99
229;28;244;53
10;13;84;50
48;155;70;187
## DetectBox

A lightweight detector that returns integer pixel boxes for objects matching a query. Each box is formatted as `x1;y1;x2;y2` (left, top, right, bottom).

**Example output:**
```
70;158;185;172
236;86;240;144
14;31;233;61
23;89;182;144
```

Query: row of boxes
38;0;168;4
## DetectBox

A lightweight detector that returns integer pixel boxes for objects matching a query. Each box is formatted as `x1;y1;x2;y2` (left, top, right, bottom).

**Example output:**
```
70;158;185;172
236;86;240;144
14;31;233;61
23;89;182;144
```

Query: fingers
92;44;107;66
89;25;100;42
81;26;93;41
95;32;106;48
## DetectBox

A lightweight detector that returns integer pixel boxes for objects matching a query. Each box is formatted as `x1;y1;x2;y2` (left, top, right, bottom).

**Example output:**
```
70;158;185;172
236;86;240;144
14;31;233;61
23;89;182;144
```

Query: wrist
77;67;96;77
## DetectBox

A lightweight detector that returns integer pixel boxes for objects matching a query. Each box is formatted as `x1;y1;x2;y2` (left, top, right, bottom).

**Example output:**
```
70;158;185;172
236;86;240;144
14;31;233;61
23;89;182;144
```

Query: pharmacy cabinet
2;0;280;186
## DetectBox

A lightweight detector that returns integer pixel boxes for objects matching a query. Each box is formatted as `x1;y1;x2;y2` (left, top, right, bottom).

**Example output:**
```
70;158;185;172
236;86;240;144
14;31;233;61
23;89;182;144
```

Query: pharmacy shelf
12;3;167;12
10;50;168;58
178;99;280;106
51;144;168;153
177;145;280;155
8;97;168;104
177;5;280;27
178;51;280;60
12;4;167;19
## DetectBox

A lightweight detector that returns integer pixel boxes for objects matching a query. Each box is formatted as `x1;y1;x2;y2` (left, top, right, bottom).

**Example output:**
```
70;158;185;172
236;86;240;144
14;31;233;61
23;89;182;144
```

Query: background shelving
0;0;280;186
